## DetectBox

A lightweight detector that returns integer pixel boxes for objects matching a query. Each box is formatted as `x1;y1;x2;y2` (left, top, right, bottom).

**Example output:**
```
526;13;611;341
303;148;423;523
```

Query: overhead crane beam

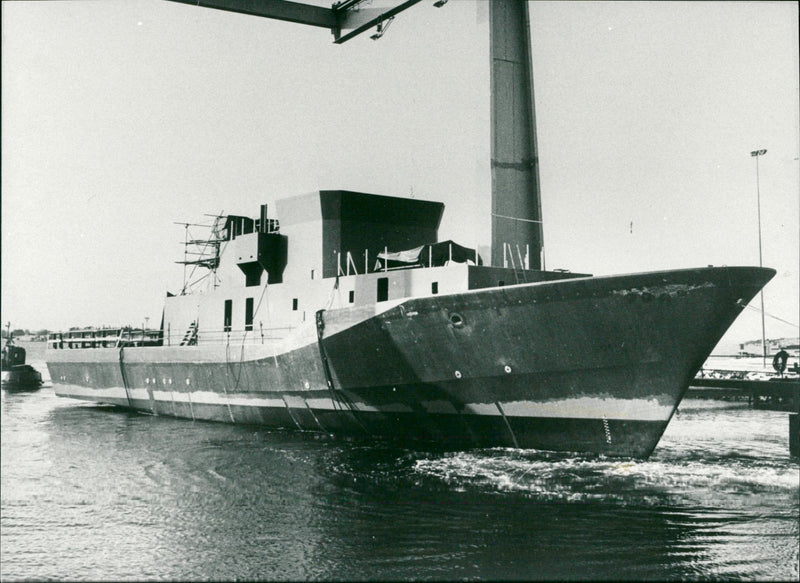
333;0;422;44
166;0;422;43
167;0;337;29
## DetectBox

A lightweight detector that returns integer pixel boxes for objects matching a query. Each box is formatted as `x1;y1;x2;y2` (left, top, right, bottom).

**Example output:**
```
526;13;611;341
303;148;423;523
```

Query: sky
2;0;798;352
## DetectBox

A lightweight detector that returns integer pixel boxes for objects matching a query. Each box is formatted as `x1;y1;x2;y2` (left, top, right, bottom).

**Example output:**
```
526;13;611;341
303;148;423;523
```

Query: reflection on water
2;347;798;580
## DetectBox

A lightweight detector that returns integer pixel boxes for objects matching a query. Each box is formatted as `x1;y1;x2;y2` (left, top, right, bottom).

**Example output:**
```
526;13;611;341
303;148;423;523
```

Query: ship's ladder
515;244;528;283
180;321;198;346
505;243;527;285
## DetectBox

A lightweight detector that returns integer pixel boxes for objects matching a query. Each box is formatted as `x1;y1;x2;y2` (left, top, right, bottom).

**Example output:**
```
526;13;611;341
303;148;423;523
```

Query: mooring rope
315;309;370;435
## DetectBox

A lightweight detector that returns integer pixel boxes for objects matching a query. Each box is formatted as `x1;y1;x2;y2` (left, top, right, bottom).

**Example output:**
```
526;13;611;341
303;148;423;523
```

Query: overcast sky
2;0;798;351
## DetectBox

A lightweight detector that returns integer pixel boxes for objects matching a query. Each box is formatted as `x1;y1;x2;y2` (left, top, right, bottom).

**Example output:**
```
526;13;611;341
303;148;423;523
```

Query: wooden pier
689;374;800;457
688;377;799;411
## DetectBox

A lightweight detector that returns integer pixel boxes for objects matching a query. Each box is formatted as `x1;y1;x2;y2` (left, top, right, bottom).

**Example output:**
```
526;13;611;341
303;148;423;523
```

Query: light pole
750;148;767;366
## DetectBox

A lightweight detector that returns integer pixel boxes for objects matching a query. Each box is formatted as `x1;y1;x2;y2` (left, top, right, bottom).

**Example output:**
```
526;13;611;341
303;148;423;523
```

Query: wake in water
410;400;799;509
412;447;799;508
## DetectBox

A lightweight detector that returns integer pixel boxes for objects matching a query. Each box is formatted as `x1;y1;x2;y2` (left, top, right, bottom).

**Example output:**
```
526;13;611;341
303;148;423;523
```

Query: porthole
450;312;464;327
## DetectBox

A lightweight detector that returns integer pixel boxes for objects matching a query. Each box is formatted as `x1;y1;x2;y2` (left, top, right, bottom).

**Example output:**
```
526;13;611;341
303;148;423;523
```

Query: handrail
47;324;295;349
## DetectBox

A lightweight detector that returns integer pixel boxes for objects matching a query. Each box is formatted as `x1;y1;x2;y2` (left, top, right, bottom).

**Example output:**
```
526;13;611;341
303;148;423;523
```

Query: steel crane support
490;0;543;270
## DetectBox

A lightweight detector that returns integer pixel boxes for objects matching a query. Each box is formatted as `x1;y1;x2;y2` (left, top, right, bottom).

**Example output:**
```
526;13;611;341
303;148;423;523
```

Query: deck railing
47;324;294;349
47;328;163;349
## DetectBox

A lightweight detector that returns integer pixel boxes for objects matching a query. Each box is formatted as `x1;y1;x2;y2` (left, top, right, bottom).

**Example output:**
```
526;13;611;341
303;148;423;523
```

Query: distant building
739;337;800;356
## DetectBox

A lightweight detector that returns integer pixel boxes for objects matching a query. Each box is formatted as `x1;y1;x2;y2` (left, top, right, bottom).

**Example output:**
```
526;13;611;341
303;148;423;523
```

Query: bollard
790;413;799;458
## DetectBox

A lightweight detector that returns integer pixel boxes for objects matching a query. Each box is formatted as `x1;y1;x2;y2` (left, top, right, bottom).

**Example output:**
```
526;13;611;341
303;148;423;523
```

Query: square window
431;282;439;294
349;290;355;303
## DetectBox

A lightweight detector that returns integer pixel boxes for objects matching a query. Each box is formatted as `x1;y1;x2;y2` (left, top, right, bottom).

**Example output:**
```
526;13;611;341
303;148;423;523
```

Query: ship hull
46;266;773;457
1;365;43;391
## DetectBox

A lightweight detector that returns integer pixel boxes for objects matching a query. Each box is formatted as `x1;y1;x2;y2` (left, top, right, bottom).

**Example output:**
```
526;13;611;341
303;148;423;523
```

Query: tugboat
2;325;43;391
45;190;775;457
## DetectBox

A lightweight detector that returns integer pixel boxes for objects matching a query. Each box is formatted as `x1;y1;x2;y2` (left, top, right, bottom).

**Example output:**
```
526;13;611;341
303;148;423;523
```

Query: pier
688;377;800;411
689;372;799;457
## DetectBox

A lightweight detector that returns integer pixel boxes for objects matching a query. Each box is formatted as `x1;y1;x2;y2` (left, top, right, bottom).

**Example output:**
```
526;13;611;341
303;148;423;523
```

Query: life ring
772;350;789;373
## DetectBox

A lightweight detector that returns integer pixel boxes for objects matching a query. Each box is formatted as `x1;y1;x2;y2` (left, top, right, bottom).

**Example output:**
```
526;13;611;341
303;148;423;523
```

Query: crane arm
165;0;422;43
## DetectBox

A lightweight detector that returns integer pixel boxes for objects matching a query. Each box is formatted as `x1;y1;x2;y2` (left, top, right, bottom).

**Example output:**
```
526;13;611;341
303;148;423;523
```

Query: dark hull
46;266;774;457
1;365;43;391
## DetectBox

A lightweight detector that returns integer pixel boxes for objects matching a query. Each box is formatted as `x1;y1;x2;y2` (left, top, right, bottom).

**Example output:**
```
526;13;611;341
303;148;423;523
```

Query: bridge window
224;300;232;332
377;277;388;302
245;298;254;331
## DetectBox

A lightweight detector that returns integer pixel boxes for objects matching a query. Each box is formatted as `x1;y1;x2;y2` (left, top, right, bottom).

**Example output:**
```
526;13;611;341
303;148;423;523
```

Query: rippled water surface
2;344;798;581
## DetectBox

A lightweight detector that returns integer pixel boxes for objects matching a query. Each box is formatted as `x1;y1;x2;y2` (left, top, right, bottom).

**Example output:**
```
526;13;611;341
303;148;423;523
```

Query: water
2;343;798;581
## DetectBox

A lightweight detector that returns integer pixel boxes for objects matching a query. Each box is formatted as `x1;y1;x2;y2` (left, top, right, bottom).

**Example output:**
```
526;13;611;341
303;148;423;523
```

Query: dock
688;376;799;411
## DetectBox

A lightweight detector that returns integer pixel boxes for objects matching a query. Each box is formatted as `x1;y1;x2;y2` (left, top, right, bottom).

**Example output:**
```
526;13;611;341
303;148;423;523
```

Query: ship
45;189;774;457
2;334;43;391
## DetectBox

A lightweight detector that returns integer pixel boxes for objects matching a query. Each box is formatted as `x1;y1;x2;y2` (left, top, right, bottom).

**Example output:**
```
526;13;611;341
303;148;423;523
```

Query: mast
489;0;543;269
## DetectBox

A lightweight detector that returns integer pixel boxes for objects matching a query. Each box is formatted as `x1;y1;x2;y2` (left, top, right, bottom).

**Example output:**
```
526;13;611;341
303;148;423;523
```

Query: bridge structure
166;0;544;270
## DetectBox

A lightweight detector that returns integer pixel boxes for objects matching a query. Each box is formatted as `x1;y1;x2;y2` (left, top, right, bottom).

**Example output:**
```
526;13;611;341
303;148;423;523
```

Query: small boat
2;333;43;391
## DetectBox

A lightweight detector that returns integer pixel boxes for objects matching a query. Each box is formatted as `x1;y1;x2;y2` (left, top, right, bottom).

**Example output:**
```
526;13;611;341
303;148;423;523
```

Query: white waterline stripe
499;397;673;421
54;385;124;400
54;386;673;421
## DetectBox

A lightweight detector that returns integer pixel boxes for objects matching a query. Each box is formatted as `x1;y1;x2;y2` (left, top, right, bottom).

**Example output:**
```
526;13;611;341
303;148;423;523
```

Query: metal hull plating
1;366;43;391
47;266;773;457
